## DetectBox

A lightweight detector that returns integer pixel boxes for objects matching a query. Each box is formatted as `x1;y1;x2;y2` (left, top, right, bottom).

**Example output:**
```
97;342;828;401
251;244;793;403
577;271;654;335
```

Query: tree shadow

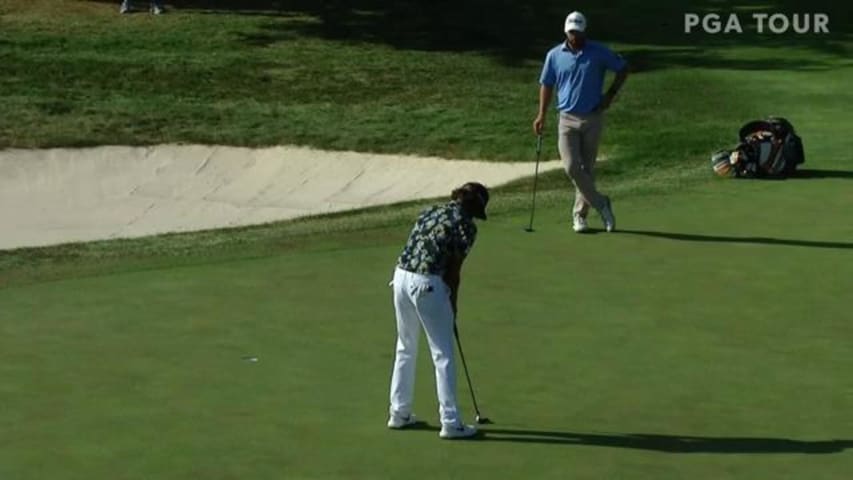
619;230;853;250
256;1;853;68
482;428;853;454
623;46;853;73
86;0;853;69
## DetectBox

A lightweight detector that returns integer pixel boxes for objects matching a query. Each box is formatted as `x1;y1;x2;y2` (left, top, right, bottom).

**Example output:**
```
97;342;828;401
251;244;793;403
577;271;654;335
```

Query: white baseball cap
564;11;587;33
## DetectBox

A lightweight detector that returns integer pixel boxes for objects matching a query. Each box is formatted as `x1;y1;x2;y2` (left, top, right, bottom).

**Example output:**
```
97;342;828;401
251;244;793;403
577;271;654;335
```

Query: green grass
1;1;853;478
2;179;852;479
2;1;850;164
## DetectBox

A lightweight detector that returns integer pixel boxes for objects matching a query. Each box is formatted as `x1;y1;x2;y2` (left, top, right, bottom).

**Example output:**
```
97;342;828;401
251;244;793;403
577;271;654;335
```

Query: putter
453;322;492;424
524;134;544;232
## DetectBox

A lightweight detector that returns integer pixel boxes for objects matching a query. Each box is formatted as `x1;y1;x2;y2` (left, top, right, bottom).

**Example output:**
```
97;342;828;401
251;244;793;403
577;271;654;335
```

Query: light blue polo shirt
539;40;627;114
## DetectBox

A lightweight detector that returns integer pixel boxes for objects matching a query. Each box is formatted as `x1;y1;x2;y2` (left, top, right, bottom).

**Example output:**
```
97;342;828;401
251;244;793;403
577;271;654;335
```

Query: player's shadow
391;421;487;439
619;230;853;250
790;169;853;180
481;429;853;454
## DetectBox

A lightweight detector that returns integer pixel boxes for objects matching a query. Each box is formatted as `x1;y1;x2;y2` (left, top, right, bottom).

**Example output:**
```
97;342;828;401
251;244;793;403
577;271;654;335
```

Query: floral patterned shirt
397;201;477;275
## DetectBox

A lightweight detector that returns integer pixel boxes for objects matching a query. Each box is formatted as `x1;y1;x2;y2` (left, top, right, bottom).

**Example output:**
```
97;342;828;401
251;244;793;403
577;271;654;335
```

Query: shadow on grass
87;1;853;68
738;169;853;181
389;421;488;440
481;428;853;454
622;46;853;72
393;424;852;453
790;168;853;179
619;229;853;250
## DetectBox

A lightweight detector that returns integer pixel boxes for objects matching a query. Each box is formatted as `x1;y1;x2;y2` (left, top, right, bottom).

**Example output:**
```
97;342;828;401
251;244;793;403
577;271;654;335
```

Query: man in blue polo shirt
533;11;628;233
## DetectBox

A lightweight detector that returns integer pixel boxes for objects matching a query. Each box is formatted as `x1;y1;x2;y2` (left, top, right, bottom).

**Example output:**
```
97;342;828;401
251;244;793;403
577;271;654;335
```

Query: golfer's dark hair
452;183;489;205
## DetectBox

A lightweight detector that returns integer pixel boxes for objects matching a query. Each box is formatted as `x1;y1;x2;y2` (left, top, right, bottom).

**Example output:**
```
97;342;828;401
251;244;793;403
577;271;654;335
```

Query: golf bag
711;117;805;178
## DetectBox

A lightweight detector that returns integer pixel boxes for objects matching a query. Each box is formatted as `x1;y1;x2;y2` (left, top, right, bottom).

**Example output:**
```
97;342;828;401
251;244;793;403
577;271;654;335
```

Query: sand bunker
0;145;561;250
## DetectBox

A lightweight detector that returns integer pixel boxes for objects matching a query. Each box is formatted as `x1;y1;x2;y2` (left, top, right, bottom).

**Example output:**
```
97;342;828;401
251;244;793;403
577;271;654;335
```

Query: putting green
2;173;851;479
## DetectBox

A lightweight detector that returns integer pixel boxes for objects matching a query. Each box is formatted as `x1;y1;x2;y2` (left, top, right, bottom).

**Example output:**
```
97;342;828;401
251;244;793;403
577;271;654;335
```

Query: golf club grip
536;134;543;154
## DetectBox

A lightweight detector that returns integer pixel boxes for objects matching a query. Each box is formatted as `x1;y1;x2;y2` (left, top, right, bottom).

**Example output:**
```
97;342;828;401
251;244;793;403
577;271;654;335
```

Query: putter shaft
453;323;487;421
525;135;543;231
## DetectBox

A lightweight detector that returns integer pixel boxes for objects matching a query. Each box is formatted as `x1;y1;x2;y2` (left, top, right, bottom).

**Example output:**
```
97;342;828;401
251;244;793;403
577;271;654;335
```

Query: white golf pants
389;267;460;426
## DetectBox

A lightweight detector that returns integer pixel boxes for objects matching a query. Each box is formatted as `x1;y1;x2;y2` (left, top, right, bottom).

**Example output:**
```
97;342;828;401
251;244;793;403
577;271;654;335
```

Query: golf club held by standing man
533;11;629;233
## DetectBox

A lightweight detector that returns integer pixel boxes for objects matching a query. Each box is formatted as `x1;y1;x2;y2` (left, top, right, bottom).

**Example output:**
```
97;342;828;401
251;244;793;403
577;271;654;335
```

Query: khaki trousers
557;110;606;217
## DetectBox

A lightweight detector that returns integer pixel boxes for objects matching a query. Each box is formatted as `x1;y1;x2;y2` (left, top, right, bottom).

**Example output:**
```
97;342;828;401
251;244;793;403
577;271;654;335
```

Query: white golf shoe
599;196;616;232
439;423;478;439
572;214;589;233
387;413;418;429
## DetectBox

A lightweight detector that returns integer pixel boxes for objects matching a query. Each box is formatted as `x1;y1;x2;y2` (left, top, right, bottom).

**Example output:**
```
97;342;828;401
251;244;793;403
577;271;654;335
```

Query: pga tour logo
685;13;830;34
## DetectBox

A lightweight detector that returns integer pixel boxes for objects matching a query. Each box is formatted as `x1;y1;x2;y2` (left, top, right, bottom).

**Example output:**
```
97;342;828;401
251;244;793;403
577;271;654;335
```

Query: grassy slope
1;1;847;162
1;55;851;281
1;1;549;159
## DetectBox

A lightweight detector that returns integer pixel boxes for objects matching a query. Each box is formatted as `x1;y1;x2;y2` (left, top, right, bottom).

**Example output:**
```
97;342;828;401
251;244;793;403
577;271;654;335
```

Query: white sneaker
572;214;589;233
151;5;164;14
387;413;418;429
119;1;130;13
599;196;615;232
439;423;478;439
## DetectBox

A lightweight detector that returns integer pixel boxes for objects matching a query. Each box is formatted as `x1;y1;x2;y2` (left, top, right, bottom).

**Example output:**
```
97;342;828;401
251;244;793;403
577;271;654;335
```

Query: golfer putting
533;11;629;233
387;182;489;440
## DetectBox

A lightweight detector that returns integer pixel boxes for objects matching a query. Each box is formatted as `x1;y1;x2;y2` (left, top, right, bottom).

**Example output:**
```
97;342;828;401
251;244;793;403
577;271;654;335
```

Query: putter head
523;227;534;233
475;415;493;424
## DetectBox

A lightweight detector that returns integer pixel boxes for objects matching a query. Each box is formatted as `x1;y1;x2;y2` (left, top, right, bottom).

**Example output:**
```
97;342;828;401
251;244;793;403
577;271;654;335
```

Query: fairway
1;1;852;479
